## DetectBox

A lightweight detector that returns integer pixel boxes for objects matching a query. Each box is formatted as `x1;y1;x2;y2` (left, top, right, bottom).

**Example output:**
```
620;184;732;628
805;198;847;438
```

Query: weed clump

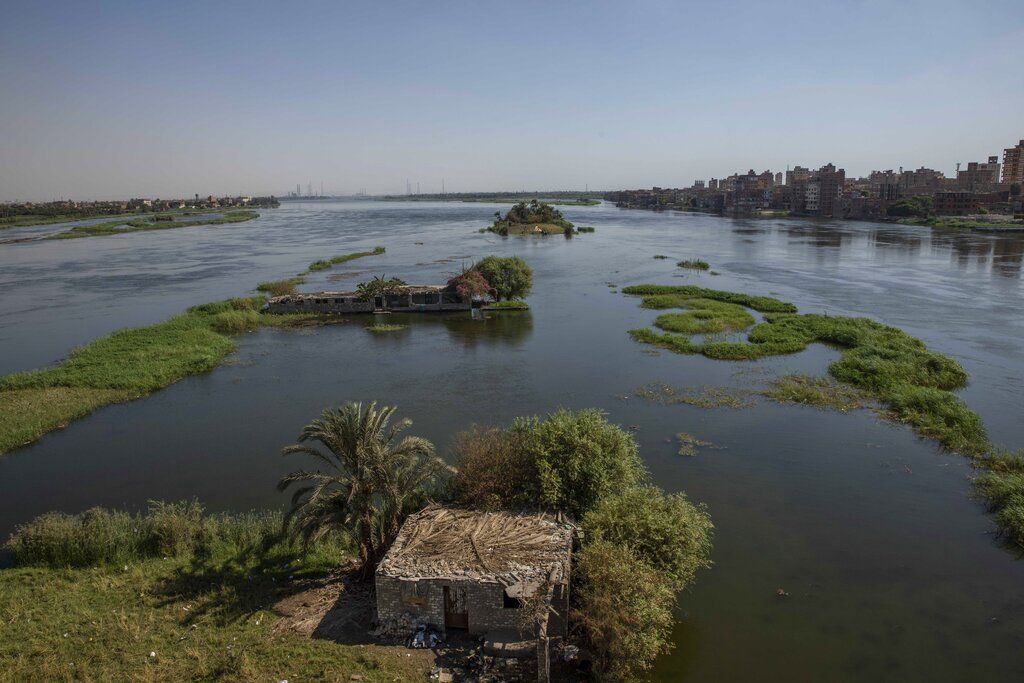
677;259;710;270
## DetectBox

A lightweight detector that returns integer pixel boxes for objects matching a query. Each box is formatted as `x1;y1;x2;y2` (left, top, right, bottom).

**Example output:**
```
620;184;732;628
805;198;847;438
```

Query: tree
447;267;491;300
448;426;533;510
473;255;533;301
582;485;713;591
574;541;677;679
355;275;407;302
278;401;447;578
511;408;645;519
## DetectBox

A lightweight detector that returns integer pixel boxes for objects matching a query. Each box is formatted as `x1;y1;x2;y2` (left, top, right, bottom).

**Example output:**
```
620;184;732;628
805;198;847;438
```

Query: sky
1;0;1022;200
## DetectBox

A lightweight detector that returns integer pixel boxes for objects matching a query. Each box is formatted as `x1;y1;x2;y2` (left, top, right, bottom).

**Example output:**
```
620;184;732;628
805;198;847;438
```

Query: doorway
443;585;468;630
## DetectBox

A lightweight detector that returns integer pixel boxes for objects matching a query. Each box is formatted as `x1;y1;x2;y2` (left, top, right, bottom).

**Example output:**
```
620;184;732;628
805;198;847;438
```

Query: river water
1;200;1022;681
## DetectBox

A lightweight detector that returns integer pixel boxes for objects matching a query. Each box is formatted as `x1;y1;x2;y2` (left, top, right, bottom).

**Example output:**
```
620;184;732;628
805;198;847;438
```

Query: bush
448;426;533;510
582;486;713;590
209;309;261;334
511;409;645;519
472;255;533;301
574;541;677;679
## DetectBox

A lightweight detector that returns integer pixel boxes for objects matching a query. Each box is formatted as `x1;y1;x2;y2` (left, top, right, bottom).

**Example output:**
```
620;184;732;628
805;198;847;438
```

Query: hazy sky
2;1;1022;200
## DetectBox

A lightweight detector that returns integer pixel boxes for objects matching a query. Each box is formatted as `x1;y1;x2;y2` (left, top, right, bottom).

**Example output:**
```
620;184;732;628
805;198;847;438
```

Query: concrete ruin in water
264;284;471;314
375;506;574;676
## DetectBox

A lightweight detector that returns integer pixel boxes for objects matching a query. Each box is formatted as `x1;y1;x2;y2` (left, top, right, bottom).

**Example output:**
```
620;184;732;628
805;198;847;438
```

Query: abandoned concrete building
375;506;574;643
264;284;471;315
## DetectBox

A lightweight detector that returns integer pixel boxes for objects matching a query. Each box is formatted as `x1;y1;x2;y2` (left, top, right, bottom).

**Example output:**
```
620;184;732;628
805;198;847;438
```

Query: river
1;200;1022;680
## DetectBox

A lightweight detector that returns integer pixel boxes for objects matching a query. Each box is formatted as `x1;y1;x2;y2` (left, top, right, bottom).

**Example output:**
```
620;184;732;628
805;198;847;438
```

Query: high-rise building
814;163;845;217
957;156;1001;191
1003;139;1024;185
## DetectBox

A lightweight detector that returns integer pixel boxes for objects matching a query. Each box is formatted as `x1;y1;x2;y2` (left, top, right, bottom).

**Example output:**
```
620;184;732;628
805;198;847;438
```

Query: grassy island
0;297;356;455
483;200;575;236
45;211;260;240
623;282;1024;547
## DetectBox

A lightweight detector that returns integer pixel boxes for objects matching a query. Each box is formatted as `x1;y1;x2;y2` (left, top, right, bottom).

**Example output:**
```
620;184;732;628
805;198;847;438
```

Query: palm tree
278;401;447;578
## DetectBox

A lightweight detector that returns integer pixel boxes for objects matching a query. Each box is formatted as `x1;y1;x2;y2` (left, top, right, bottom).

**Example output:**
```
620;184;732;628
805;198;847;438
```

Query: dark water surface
1;201;1023;681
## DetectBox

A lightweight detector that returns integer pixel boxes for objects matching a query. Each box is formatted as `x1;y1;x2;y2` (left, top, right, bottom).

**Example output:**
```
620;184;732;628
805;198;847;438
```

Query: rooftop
376;506;574;587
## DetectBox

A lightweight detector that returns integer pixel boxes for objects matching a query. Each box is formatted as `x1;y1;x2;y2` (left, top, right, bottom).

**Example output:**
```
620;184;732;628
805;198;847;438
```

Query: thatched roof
376;506;573;587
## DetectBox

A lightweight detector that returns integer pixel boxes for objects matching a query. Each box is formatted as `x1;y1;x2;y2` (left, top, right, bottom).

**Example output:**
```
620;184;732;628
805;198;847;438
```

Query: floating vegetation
46;210;259;240
653;254;670;260
677;259;710;270
306;246;385;273
576;226;596;233
624;284;985;456
676;432;712;456
482;301;530;310
652;299;754;336
634;382;755;409
764;374;871;413
365;323;408;333
256;276;305;297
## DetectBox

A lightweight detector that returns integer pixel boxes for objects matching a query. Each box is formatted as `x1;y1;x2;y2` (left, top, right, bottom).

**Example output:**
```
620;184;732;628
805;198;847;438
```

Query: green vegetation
365;323;408;333
676;432;712;456
256;276;306;296
0;503;426;681
472;255;533;301
898;216;1024;231
0;296;358;455
279;402;446;577
573;541;677;679
677;259;710;270
481;300;529;310
764;374;870;412
623;284;797;313
653;254;669;259
652;298;754;335
625;285;981;454
355;275;407;301
449;409;712;677
887;195;933;218
633;382;754;409
484;200;575;236
305;246;385;273
46;211;259;239
576;226;596;232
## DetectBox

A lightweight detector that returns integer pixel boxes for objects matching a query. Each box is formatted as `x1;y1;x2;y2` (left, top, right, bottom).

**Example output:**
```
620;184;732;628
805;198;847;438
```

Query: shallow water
1;200;1022;680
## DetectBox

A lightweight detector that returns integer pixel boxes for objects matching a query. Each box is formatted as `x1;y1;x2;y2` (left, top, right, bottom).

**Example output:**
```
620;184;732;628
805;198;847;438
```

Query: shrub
582;486;713;590
677;259;710;270
511;409;645;519
448;426;533;510
574;541;677;679
472;255;533;301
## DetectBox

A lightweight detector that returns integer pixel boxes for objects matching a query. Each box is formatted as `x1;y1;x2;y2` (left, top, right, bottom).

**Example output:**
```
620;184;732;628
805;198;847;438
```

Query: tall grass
4;501;349;568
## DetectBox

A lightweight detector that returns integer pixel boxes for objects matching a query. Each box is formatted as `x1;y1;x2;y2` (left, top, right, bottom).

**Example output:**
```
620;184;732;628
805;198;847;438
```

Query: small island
483;200;578;236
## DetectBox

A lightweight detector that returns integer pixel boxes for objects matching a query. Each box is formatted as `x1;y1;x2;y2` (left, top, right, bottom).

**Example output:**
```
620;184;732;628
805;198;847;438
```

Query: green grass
45;211;259;240
256;277;306;297
898;216;1024;231
764;374;870;412
482;300;530;310
0;503;426;681
364;323;407;333
0;295;360;455
652;298;754;335
305;246;385;273
576;226;596;233
624;284;982;455
677;259;710;270
623;284;797;313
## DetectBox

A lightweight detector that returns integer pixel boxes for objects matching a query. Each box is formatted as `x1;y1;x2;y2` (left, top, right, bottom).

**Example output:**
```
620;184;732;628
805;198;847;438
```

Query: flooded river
1;200;1022;680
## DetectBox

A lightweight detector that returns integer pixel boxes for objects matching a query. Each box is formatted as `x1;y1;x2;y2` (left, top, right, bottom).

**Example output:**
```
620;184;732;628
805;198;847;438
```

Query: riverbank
0;503;427;680
377;192;601;205
45;210;260;239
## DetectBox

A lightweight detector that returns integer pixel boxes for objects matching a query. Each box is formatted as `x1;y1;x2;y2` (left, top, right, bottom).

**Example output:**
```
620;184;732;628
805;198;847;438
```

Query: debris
775;588;789;598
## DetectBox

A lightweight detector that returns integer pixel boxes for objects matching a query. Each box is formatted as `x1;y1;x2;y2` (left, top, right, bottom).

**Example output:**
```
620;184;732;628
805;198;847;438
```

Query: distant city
606;137;1024;222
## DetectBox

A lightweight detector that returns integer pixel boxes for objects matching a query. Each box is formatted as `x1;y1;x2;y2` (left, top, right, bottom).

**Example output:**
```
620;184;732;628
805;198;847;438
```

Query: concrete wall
266;294;470;315
375;575;569;638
